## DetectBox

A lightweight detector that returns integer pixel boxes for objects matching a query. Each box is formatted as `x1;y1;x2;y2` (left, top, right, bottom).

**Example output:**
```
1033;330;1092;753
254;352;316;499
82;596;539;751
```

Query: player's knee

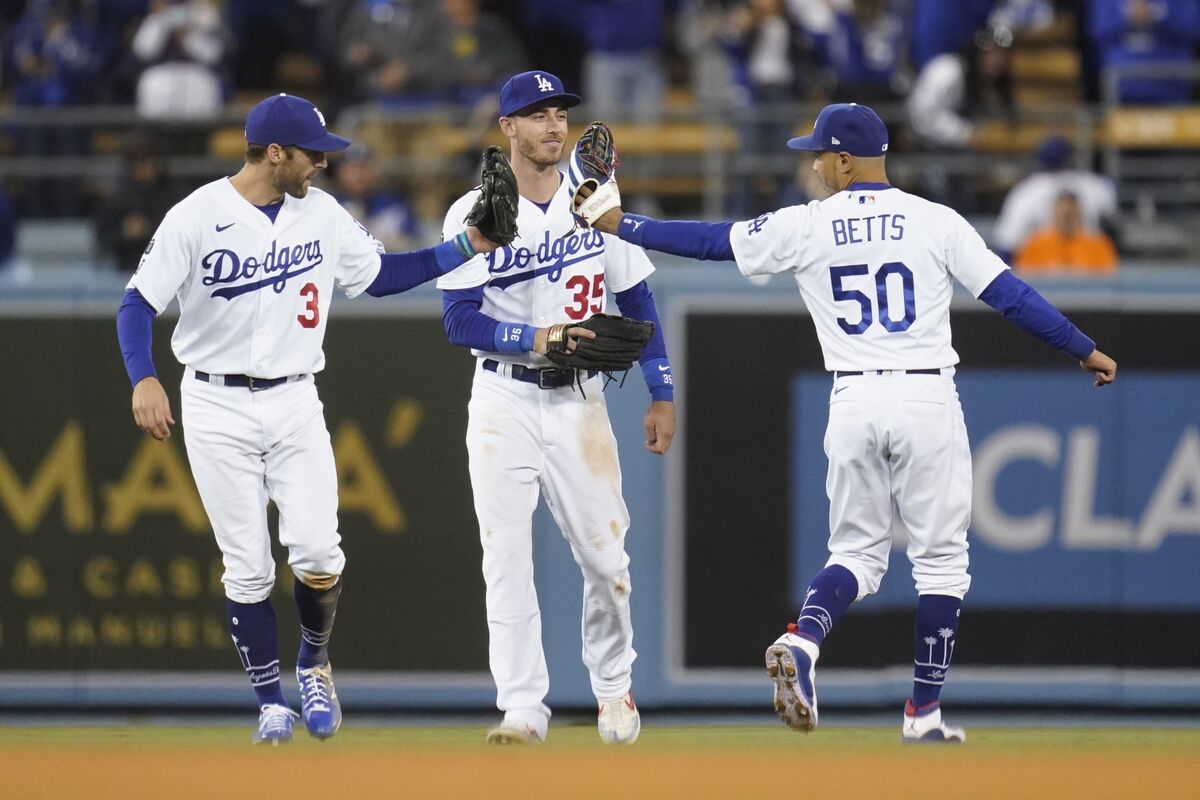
293;569;340;590
223;572;275;604
288;543;345;583
827;555;885;600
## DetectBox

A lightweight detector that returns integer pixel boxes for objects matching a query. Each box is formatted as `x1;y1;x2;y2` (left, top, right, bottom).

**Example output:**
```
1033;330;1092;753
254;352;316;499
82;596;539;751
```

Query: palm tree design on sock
937;627;955;667
924;635;938;664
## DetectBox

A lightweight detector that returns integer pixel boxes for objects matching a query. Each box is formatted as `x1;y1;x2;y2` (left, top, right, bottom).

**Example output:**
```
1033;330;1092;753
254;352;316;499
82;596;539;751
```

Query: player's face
510;106;568;167
812;151;841;194
273;145;328;198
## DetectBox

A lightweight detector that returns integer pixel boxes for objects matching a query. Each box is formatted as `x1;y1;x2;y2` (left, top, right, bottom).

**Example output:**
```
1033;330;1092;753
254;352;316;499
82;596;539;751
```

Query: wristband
494;322;537;353
453;230;476;260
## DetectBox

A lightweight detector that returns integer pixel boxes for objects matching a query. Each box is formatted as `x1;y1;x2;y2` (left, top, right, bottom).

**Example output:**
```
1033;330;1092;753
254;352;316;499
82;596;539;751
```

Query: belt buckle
536;369;558;390
247;376;266;392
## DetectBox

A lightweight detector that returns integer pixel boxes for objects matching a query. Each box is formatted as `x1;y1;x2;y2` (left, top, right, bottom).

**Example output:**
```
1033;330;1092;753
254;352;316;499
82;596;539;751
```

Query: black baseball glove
544;313;654;373
466;145;519;246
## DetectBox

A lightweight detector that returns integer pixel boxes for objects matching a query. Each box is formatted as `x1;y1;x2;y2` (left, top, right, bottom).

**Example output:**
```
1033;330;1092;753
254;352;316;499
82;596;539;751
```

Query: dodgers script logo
201;238;324;300
486;228;604;289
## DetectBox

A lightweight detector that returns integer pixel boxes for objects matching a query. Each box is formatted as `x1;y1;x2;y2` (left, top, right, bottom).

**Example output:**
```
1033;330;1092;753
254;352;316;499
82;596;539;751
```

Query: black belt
835;368;943;378
194;371;303;391
482;359;595;389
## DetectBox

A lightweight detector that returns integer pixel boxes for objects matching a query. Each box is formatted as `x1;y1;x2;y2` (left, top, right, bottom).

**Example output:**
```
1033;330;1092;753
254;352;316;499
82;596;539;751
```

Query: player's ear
498;116;516;138
267;144;287;165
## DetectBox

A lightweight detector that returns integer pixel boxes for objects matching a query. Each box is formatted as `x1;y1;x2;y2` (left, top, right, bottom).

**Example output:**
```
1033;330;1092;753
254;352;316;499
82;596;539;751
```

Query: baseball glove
544;313;654;373
568;121;622;226
466;145;519;246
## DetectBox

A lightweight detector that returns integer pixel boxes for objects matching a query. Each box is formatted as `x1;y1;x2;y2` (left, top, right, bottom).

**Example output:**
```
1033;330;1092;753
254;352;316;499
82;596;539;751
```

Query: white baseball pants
180;369;344;603
822;370;972;600
466;362;636;727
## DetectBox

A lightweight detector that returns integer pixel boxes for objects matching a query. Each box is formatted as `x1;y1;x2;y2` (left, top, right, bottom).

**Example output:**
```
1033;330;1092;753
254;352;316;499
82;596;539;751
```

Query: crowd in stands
3;0;1200;274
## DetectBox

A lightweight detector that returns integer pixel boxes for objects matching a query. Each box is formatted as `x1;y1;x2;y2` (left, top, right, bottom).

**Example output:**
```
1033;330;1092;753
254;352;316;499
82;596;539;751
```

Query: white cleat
597;692;641;745
486;720;545;745
765;629;820;732
902;701;966;743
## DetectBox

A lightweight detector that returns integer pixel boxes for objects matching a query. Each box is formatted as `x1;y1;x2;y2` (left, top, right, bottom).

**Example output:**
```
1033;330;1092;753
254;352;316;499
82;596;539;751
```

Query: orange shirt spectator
1015;191;1118;275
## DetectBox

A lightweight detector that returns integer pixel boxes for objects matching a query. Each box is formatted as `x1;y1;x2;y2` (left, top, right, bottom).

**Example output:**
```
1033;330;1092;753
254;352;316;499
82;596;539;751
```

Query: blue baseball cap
498;70;582;117
245;93;351;152
787;103;888;157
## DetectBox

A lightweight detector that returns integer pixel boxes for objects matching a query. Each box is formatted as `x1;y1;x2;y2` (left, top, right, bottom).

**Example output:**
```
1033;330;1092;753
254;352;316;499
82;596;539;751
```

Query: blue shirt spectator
910;0;993;71
1088;0;1200;104
5;0;104;106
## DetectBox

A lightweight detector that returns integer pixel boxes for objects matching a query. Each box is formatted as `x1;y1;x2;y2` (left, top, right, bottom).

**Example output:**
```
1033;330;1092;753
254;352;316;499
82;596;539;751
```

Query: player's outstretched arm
1081;348;1117;386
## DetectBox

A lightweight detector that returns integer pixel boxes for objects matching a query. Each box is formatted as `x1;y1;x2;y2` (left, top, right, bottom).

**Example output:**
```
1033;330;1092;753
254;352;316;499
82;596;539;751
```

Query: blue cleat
252;703;298;746
297;663;342;739
902;700;966;743
765;628;820;732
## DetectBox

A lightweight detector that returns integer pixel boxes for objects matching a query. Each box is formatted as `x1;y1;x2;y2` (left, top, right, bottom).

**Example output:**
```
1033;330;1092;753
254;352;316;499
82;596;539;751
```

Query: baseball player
438;70;675;745
115;93;512;744
578;103;1117;742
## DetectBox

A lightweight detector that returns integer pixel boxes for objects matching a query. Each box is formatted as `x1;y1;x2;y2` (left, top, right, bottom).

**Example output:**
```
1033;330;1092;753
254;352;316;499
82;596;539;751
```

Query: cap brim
504;92;583;117
294;131;352;152
786;134;821;151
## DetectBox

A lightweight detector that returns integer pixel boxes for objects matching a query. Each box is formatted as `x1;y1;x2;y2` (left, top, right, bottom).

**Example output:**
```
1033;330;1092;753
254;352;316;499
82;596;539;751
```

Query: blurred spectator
1088;0;1200;104
909;0;993;71
1014;190;1118;275
580;0;675;122
330;144;421;252
676;0;740;109
132;0;229;120
93;136;176;271
435;0;526;106
725;0;810;214
991;134;1119;262
226;0;321;90
335;0;444;106
4;0;104;216
806;0;911;103
907;22;1014;149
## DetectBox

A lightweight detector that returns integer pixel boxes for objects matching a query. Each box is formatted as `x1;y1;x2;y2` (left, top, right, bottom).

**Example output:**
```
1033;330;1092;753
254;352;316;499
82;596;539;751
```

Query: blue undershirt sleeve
978;270;1096;360
442;286;537;352
366;241;465;297
117;288;158;387
615;281;673;402
617;214;735;261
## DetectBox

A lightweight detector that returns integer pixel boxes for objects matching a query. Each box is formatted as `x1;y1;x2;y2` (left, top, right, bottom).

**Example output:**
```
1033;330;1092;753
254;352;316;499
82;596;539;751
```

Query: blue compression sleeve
117;288;157;386
443;287;537;352
617;214;735;261
615;281;673;401
978;270;1095;360
366;241;465;297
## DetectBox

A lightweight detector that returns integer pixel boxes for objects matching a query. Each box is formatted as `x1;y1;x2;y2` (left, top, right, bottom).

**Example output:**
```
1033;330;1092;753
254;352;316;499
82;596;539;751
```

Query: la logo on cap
535;74;554;92
314;107;326;127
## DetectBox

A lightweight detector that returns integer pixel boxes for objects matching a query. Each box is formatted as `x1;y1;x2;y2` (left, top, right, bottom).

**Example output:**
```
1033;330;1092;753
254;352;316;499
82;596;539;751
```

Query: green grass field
3;724;1198;800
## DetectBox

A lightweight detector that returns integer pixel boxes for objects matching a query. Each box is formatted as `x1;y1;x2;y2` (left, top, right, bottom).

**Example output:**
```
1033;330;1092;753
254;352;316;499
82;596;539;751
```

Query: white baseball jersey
729;185;1008;371
128;178;383;377
437;173;654;366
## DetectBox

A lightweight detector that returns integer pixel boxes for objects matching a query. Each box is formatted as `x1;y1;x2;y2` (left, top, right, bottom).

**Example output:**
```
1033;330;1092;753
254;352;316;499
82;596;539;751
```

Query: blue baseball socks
227;598;286;707
911;593;961;710
295;577;342;668
793;564;859;646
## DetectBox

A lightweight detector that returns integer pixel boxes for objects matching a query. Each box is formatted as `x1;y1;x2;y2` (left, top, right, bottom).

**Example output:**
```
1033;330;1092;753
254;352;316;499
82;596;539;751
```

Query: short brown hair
245;143;268;163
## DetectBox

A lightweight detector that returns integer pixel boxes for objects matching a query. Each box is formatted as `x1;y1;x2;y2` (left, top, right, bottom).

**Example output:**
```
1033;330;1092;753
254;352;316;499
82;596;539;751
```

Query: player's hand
1080;348;1117;387
644;400;675;455
131;376;175;440
465;225;504;254
574;183;624;234
533;324;597;355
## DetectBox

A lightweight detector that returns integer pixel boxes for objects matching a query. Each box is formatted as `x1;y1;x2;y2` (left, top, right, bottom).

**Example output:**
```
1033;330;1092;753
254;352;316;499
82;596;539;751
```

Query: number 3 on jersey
830;262;915;334
565;273;604;320
298;282;319;328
